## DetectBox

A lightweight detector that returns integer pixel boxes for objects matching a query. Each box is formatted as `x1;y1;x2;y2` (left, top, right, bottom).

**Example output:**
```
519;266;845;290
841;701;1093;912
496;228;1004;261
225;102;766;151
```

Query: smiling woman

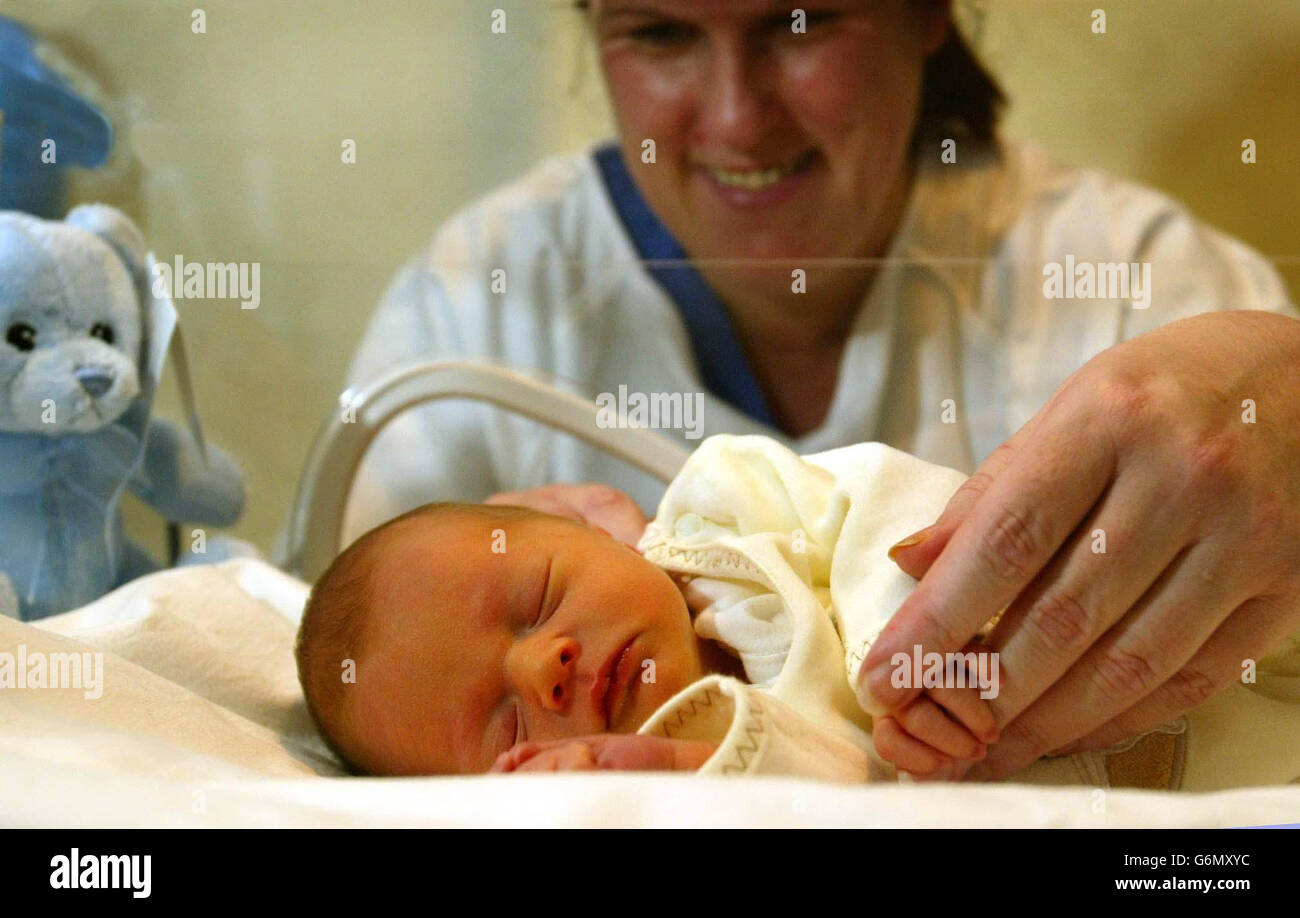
344;0;1300;787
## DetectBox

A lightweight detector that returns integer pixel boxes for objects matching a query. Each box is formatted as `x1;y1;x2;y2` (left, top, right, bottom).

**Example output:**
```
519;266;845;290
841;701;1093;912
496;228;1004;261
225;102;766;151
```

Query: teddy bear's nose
76;367;116;398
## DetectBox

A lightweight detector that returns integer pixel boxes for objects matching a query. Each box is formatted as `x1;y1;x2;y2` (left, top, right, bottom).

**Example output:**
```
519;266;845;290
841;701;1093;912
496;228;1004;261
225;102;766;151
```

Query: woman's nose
511;636;581;714
698;44;774;147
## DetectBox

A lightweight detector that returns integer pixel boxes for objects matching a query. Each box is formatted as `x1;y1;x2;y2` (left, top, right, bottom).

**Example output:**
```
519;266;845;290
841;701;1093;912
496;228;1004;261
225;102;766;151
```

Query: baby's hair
295;501;541;775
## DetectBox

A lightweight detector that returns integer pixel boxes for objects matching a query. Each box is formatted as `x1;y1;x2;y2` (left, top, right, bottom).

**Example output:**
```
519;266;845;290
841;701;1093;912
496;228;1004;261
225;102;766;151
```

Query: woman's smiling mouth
696;149;821;209
701;150;819;189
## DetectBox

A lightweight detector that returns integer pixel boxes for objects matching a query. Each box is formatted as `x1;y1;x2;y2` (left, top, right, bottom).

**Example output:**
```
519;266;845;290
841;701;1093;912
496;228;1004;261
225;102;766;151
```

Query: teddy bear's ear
66;204;150;297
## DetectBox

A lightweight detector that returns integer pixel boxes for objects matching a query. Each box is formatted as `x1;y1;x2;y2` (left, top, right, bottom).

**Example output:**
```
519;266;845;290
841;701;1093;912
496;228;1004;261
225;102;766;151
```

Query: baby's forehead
365;510;543;630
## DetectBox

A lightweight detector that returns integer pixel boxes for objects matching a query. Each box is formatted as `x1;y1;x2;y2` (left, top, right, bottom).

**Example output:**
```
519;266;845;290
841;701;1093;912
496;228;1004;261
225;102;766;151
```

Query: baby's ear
66;204;150;297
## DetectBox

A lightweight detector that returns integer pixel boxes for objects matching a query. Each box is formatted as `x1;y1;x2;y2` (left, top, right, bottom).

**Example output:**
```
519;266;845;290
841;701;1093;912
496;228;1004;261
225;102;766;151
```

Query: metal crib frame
284;361;691;582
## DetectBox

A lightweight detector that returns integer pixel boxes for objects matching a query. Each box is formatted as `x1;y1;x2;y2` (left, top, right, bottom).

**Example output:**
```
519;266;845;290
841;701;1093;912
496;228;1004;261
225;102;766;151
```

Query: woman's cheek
789;55;915;150
601;56;695;134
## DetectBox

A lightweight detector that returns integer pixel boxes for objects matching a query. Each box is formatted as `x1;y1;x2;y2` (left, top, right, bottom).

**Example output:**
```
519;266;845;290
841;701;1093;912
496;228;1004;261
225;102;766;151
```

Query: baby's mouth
594;636;638;731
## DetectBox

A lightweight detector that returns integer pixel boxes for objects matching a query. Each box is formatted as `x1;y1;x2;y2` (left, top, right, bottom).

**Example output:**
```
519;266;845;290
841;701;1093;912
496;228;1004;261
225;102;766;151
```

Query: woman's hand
485;483;648;545
860;310;1300;781
490;734;717;773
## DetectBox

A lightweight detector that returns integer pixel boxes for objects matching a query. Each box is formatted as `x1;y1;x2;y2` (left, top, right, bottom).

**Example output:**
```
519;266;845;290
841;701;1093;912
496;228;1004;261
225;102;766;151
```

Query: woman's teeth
706;152;814;189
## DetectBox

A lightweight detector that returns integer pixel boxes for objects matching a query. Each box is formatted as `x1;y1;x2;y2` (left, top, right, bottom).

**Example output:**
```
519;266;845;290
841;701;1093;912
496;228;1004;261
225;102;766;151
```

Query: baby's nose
76;366;115;398
544;649;576;710
534;638;581;714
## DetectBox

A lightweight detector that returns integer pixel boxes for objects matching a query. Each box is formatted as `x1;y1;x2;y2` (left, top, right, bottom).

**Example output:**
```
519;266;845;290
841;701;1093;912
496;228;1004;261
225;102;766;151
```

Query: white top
343;139;1296;544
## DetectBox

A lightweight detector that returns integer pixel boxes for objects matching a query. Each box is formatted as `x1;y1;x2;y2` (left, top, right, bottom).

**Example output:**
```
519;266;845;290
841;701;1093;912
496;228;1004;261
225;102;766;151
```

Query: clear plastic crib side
283;360;690;583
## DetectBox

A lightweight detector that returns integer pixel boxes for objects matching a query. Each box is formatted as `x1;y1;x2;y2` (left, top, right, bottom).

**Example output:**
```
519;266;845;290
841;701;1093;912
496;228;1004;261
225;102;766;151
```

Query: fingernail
888;524;934;561
861;662;894;707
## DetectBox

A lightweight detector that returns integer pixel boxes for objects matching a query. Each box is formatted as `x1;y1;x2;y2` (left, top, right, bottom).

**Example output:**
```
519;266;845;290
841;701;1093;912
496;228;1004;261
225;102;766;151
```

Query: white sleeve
637;676;892;783
1118;199;1299;341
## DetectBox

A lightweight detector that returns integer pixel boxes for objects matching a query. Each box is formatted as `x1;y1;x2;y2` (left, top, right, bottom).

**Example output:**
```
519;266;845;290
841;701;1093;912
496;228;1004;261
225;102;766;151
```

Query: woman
346;1;1300;781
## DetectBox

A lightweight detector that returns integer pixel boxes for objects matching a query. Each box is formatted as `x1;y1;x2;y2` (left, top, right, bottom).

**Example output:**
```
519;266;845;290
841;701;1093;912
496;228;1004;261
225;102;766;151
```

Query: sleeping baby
296;435;1300;789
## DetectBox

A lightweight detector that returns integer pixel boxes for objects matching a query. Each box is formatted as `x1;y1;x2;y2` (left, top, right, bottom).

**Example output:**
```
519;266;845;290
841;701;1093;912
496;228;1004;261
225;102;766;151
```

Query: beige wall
6;0;1297;557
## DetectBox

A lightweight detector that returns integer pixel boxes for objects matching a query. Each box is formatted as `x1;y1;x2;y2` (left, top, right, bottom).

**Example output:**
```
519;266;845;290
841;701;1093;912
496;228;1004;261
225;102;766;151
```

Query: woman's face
592;0;947;284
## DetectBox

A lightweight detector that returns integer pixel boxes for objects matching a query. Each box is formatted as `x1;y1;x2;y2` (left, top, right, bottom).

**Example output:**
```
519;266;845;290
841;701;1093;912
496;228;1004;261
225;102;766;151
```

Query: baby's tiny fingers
516;742;599;772
925;682;999;745
895;696;987;760
873;715;953;776
490;741;544;773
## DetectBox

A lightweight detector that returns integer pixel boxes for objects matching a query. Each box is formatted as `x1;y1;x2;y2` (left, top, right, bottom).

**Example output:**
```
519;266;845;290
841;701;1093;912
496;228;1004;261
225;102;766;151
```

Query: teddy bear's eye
90;323;115;345
5;322;37;352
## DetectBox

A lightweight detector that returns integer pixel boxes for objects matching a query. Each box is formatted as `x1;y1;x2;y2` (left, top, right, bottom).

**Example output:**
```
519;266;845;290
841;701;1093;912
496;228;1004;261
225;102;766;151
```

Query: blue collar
594;142;777;427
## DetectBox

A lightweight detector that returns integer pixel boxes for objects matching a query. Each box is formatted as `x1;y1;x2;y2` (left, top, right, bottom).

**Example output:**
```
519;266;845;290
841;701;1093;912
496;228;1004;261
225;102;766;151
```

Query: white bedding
2;559;1297;828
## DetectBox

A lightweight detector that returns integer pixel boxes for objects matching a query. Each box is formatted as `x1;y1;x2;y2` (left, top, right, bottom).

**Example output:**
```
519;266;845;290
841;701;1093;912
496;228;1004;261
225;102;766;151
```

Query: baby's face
349;509;702;774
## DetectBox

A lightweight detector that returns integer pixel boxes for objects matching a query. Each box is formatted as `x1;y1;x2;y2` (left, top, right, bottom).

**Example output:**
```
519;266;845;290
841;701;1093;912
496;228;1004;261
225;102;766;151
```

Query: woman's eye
628;22;694;46
779;10;841;32
805;11;842;27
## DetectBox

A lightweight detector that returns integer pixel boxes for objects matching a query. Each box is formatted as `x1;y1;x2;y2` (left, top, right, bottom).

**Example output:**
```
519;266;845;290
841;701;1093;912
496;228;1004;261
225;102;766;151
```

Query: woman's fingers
861;397;1115;714
973;472;1192;733
966;538;1252;780
1058;592;1298;753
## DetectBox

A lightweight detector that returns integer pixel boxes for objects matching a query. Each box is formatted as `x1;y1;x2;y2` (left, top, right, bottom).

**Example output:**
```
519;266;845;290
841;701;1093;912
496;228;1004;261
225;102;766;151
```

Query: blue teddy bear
0;204;245;621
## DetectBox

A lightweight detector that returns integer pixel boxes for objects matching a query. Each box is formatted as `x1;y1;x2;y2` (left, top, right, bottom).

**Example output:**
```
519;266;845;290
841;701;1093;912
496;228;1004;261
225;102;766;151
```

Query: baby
297;500;735;775
297;435;1300;788
297;435;1002;781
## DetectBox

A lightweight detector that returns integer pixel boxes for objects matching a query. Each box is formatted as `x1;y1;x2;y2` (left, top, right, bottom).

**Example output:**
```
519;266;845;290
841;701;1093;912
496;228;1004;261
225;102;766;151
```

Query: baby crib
2;361;1298;828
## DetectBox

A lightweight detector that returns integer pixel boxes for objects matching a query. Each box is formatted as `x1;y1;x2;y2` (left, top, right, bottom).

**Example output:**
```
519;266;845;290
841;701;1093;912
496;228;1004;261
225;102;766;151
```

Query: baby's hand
872;685;997;780
490;734;717;774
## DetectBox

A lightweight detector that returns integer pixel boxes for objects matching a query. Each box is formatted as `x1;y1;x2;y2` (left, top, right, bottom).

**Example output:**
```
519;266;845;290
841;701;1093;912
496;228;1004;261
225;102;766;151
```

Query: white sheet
2;559;1297;828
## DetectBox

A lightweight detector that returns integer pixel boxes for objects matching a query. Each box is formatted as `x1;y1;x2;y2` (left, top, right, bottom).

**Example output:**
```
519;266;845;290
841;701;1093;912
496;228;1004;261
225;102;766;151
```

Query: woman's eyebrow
599;7;672;22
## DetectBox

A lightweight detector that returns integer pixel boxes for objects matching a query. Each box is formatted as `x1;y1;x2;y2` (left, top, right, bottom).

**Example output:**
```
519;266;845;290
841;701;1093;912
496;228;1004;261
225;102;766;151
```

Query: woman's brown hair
571;0;1006;153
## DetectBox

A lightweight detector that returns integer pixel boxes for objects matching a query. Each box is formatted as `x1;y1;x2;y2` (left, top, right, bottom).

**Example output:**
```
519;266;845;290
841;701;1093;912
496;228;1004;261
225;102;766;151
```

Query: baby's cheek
629;652;694;726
